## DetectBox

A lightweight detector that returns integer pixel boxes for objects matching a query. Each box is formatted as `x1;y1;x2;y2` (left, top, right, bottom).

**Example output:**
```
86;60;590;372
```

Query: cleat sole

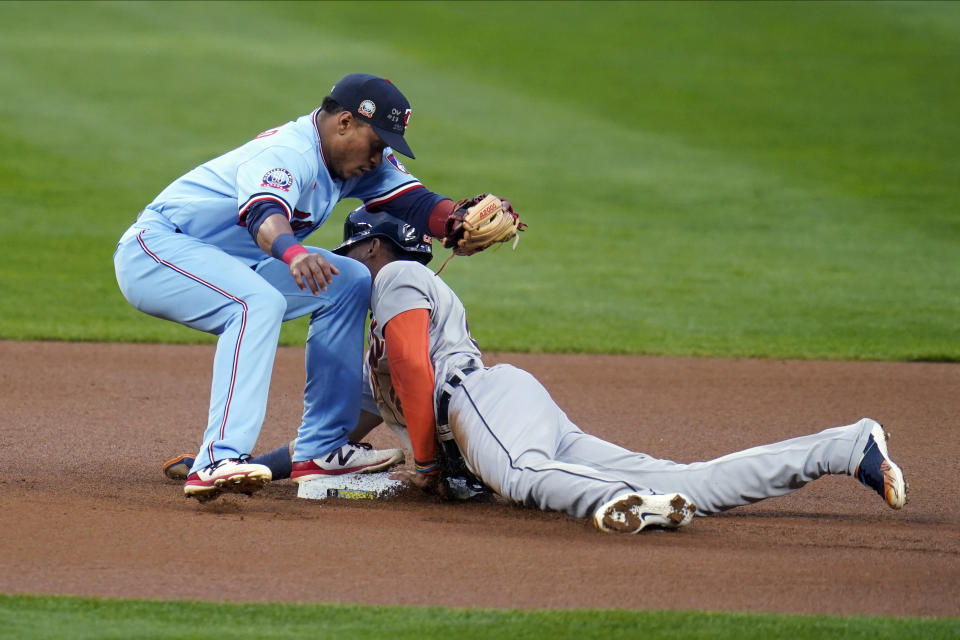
595;493;696;534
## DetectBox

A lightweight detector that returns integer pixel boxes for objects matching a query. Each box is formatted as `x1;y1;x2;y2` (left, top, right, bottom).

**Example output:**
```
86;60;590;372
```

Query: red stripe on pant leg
137;230;248;464
219;299;247;443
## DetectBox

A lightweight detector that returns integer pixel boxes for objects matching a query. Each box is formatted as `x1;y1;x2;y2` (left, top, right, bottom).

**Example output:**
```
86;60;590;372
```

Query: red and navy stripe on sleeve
365;184;449;235
239;193;293;241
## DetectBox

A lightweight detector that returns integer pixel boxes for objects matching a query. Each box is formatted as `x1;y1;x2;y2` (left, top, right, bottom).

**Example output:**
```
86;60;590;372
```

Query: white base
296;472;405;501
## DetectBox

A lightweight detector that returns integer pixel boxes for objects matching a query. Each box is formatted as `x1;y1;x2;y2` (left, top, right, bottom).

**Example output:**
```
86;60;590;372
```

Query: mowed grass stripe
0;1;956;358
2;594;958;640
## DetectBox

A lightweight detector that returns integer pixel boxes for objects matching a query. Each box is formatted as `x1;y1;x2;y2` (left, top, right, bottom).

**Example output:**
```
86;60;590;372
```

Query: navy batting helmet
332;206;433;265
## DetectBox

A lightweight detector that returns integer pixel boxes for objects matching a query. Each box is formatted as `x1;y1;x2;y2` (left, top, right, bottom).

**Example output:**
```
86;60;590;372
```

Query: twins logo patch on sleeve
386;152;409;174
261;168;294;191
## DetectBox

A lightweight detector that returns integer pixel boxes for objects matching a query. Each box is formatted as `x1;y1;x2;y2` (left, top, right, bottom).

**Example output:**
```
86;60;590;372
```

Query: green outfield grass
0;0;957;359
2;594;957;640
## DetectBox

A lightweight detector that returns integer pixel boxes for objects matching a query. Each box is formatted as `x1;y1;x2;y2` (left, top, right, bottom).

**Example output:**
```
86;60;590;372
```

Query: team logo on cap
403;108;411;127
261;168;294;192
386;152;409;174
358;100;376;118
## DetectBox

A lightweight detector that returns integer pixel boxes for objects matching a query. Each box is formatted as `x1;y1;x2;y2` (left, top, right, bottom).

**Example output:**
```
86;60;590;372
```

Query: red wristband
281;243;308;264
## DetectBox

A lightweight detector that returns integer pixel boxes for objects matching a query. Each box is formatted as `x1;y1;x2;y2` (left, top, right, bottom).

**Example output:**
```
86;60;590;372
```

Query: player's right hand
390;469;449;499
288;252;338;294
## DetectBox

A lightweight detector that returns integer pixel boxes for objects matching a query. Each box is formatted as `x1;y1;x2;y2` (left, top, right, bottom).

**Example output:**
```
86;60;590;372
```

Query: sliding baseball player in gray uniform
329;207;908;533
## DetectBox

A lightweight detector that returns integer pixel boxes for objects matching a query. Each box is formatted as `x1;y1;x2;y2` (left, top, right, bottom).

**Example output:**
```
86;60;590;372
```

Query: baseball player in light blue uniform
115;73;465;502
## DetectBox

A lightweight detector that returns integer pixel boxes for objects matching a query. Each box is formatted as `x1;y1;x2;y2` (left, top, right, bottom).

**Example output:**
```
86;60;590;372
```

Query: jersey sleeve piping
364;181;424;209
238;193;293;226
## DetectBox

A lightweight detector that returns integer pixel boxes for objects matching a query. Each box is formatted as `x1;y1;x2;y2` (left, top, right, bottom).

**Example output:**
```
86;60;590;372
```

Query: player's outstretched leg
184;458;272;502
593;492;696;534
854;421;908;509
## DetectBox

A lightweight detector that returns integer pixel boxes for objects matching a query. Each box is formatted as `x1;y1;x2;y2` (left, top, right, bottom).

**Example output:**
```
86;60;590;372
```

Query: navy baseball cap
330;73;415;159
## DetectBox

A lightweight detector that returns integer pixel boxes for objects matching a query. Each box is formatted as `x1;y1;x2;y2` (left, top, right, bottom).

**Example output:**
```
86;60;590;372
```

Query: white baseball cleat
594;492;697;534
184;458;272;502
290;442;405;483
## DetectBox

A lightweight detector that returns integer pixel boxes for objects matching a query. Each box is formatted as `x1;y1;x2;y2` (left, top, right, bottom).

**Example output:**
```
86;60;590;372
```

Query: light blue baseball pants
114;216;370;473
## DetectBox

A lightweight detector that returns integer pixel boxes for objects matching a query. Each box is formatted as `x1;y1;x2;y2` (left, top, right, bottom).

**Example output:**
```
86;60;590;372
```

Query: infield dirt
1;341;957;616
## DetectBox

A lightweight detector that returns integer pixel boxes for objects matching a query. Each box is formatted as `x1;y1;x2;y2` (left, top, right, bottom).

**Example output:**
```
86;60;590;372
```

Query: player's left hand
443;194;527;256
288;252;339;294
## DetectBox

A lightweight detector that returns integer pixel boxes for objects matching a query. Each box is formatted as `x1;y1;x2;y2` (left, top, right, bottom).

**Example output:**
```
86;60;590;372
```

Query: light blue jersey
140;107;424;264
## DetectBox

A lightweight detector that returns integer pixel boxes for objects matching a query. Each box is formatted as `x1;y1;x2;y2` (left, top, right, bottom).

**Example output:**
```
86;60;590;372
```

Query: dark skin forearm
349;410;387;442
256;213;338;294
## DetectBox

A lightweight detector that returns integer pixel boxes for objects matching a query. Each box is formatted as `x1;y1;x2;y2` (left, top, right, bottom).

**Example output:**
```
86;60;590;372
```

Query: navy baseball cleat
593;492;696;534
162;454;195;481
184;459;271;502
855;421;908;509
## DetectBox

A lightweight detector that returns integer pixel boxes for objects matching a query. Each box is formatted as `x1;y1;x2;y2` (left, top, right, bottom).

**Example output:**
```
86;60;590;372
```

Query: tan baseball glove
443;194;527;257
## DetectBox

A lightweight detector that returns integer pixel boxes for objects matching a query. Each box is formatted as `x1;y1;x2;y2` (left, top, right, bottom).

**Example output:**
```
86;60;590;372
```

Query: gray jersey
366;260;483;431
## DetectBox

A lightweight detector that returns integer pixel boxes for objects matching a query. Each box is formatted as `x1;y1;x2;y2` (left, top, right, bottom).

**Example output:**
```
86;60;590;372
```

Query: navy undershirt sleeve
244;200;288;241
370;186;449;236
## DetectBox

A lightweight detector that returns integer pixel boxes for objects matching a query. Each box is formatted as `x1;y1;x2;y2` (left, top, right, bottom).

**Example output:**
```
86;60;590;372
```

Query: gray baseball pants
447;364;874;517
